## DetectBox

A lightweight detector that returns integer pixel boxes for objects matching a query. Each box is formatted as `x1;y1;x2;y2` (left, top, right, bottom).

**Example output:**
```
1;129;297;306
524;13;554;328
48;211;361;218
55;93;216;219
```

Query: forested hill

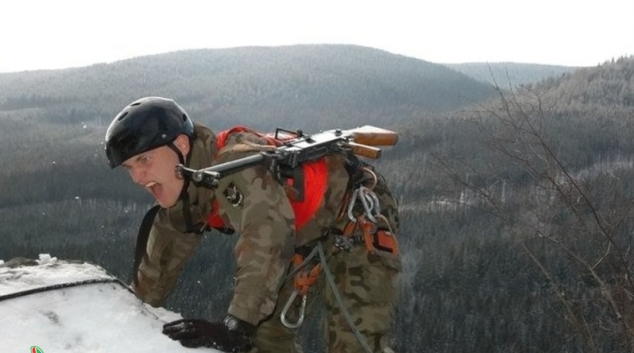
535;56;634;111
0;44;496;131
392;55;634;188
444;62;577;87
379;55;634;352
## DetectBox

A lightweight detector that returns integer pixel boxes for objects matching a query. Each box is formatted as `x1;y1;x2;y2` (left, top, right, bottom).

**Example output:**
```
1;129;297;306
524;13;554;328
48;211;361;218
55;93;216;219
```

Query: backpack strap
131;205;160;285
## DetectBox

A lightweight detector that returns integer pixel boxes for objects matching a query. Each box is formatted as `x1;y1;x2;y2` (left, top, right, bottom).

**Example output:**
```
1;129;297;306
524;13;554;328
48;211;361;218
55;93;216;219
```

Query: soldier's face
121;137;189;208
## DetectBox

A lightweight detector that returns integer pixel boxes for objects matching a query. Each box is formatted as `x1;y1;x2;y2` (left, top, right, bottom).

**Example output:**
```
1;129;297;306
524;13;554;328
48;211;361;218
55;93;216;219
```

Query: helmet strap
167;142;186;167
168;141;200;233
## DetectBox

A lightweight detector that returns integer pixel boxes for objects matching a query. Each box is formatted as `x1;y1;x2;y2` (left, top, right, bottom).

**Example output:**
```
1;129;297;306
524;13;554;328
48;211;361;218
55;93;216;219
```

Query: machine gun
176;125;398;188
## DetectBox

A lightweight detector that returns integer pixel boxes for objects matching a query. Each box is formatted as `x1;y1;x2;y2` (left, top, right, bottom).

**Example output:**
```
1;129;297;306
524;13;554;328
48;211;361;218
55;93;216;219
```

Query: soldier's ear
174;134;190;155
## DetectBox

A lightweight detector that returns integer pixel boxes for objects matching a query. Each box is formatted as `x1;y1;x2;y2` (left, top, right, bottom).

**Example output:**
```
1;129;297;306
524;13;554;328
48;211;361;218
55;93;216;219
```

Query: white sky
1;0;634;73
0;254;219;353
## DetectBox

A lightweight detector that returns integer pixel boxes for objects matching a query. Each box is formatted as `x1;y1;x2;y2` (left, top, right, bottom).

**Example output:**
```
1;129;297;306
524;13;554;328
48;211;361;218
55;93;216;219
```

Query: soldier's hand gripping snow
162;316;255;353
105;97;401;353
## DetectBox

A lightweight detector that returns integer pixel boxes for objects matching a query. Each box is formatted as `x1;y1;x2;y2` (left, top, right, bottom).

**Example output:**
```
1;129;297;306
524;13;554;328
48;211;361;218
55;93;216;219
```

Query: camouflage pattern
132;122;401;352
247;165;401;353
323;170;401;353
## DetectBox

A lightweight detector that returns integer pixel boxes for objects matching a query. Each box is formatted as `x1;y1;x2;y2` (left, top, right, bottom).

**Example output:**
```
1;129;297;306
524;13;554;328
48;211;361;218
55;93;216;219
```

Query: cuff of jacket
228;292;276;326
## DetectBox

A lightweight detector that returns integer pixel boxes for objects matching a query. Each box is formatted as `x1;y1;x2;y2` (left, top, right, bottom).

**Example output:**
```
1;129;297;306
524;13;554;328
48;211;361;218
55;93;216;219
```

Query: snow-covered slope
0;254;220;353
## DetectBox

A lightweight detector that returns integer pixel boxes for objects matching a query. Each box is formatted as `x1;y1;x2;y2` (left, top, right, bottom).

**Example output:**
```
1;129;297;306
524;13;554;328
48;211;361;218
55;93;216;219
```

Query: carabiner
358;186;380;223
347;186;382;223
280;290;307;329
347;188;360;222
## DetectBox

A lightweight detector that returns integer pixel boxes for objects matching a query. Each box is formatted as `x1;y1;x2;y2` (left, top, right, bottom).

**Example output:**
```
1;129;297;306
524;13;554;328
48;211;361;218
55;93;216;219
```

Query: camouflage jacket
133;122;351;325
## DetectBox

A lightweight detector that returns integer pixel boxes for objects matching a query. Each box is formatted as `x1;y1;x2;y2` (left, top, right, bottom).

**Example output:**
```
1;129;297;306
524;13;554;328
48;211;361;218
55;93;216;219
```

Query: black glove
162;315;255;353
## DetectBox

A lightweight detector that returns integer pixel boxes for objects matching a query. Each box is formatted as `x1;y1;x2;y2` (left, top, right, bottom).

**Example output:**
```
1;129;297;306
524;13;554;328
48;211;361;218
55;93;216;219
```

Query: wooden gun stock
350;125;399;147
347;142;382;159
344;125;398;159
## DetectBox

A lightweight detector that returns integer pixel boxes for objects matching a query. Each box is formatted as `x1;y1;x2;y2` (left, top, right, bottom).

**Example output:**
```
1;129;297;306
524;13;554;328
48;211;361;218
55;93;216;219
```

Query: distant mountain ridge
0;45;498;131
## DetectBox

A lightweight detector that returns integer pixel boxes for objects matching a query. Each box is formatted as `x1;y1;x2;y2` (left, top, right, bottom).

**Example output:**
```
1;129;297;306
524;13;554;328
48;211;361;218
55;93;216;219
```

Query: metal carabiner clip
347;188;360;222
280;290;307;329
358;186;380;223
347;186;381;223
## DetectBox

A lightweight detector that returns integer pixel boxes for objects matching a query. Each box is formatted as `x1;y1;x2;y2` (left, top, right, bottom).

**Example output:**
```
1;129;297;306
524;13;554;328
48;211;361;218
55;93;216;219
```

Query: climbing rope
316;241;374;353
279;241;374;353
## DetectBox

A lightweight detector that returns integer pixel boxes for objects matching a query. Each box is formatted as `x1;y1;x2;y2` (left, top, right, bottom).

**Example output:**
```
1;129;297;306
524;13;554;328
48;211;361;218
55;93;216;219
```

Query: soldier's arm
219;164;296;326
132;210;203;307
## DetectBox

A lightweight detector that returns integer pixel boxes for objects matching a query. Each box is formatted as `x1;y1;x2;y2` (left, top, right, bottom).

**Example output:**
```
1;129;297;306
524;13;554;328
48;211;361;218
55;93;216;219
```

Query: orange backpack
207;126;328;231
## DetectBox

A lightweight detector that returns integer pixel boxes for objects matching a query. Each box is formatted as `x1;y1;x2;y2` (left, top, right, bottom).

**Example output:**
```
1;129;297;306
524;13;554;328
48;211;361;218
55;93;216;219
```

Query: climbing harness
279;165;398;353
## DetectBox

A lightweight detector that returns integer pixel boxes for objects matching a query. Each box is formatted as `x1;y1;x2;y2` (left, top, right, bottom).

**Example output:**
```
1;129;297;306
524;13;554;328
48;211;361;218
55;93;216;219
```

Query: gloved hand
162;315;255;353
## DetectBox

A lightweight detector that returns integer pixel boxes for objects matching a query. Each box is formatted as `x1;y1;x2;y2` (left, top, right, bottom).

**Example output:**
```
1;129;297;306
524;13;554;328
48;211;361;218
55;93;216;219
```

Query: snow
0;254;221;353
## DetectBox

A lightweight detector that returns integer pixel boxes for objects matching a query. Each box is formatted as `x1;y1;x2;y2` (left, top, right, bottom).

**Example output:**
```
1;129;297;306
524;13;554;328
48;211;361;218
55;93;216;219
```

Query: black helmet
105;97;194;168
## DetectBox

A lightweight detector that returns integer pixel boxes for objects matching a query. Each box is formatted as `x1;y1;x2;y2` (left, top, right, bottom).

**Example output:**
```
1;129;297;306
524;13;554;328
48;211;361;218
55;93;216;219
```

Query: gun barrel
178;153;266;187
196;154;265;177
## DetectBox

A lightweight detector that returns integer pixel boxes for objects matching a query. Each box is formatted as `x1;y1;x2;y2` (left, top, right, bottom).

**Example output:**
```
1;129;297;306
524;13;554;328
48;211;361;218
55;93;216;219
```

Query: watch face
224;315;239;331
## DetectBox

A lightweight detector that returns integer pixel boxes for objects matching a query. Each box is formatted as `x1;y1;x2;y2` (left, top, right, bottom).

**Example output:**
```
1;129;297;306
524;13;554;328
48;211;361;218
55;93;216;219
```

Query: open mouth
145;181;162;200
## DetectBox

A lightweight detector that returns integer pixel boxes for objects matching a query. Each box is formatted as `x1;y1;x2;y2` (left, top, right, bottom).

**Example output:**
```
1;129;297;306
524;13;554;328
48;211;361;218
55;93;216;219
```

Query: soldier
105;96;401;353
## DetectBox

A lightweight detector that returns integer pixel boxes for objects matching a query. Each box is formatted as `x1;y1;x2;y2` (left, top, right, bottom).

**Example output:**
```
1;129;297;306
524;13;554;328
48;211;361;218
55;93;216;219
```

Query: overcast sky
2;0;633;73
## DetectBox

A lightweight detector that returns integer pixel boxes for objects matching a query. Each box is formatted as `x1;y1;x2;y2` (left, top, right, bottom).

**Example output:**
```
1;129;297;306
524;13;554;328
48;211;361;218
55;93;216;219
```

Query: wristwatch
223;314;240;331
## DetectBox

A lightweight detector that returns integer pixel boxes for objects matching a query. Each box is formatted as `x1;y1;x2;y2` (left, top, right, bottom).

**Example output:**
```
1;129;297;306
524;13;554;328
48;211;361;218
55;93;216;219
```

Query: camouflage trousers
247;238;401;353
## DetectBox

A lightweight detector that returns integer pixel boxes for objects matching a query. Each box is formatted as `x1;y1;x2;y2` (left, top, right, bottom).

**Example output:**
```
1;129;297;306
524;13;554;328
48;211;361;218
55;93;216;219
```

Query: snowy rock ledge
0;254;220;353
0;254;113;296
